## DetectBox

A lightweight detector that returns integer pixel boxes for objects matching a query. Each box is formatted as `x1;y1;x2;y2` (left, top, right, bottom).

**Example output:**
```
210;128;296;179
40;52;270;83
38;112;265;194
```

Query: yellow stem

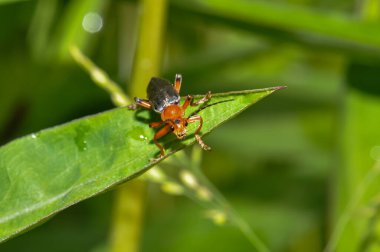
109;181;146;252
110;0;167;251
69;46;130;106
129;0;167;97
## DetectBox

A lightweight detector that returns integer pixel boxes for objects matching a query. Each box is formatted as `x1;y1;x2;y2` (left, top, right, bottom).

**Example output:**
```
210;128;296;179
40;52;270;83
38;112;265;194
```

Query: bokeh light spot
82;12;103;33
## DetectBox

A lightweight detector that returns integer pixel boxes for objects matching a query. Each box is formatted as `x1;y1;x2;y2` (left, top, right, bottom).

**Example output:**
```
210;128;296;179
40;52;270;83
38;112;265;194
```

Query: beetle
128;74;211;159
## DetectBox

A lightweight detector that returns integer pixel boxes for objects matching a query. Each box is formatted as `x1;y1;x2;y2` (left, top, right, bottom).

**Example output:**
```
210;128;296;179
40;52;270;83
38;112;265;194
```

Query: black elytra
147;77;180;113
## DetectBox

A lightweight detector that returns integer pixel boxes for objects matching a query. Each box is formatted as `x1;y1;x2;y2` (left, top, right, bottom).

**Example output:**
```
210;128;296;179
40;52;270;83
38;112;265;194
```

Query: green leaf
0;87;284;242
171;0;380;57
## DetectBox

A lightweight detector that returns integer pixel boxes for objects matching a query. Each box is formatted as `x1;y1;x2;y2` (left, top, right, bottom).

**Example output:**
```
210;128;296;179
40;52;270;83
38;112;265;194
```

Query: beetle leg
182;92;212;110
149;121;164;128
182;95;192;110
174;74;182;93
192;91;212;106
187;115;211;151
153;123;172;158
128;97;152;110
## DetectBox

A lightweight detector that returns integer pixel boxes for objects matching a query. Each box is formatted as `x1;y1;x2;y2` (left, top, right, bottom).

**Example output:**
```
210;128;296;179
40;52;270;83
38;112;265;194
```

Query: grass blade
171;0;380;57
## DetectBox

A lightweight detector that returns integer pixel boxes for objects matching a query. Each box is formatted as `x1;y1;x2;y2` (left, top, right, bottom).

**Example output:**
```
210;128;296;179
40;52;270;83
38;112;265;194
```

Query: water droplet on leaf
130;127;149;142
74;124;90;151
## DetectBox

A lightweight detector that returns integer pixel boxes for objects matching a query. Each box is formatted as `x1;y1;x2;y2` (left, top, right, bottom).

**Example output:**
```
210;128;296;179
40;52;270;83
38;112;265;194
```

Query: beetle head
171;118;188;139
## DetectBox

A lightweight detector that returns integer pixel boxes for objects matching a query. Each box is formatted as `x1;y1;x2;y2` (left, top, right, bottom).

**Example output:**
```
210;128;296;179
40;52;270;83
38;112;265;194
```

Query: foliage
1;0;380;251
0;85;281;243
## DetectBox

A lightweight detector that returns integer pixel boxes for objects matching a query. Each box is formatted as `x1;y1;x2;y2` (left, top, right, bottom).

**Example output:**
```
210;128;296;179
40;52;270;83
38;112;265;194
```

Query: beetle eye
185;122;188;126
174;119;180;124
170;126;174;131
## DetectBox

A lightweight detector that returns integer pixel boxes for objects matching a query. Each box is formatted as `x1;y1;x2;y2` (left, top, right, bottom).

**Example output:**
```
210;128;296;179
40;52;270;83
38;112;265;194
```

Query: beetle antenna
190;99;234;116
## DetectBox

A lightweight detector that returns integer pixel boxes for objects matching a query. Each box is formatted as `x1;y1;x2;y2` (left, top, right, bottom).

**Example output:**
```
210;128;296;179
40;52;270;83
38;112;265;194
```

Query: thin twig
171;148;270;252
69;45;131;106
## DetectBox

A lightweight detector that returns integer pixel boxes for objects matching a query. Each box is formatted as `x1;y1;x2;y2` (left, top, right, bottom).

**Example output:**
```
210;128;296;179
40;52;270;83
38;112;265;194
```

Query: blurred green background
1;0;380;251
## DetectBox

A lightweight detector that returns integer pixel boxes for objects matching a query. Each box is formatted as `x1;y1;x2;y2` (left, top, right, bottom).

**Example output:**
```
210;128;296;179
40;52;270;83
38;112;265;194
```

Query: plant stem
193;164;269;252
69;46;131;106
110;0;167;251
173;148;270;252
129;0;167;97
109;181;146;252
